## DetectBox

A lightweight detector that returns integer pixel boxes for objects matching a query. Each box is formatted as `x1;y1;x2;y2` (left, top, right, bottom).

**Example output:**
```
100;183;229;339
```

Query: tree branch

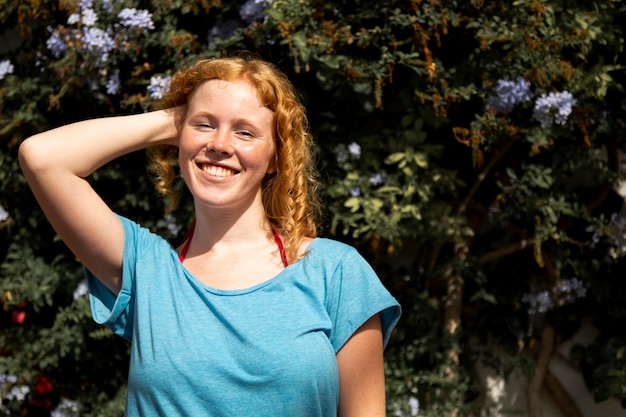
544;368;584;417
442;243;469;417
527;323;555;417
587;143;619;214
458;137;518;215
478;239;529;264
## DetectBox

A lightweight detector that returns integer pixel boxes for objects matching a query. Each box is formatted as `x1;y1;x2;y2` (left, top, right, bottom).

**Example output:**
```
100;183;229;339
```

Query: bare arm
336;314;386;417
18;109;181;294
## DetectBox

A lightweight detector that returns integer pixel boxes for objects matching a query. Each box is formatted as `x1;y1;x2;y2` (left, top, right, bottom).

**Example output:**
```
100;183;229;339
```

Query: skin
337;314;386;417
18;76;386;416
18;110;177;294
177;79;287;290
180;79;276;214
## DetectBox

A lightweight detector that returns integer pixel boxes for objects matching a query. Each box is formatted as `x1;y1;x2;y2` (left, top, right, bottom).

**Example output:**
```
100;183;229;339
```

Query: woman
19;55;400;417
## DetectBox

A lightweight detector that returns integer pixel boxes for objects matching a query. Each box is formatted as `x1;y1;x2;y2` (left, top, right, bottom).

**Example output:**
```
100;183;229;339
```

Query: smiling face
178;78;276;214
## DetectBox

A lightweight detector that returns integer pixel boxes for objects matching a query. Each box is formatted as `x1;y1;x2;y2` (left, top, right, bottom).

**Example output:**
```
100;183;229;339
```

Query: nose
208;130;233;156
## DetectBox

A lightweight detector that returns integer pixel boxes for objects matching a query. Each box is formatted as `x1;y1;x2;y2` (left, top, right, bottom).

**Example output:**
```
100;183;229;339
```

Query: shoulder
302;237;372;274
115;214;172;256
306;237;358;258
304;238;401;351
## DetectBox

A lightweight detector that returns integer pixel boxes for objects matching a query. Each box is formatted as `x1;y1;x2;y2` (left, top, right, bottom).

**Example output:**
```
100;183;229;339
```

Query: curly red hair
148;54;322;262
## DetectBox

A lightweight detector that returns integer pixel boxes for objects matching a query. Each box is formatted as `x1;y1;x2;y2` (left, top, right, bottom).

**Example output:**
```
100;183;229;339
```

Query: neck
191;201;272;249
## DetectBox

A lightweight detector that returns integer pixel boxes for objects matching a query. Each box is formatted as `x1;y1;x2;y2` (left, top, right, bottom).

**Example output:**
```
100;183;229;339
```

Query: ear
266;150;278;175
266;159;277;175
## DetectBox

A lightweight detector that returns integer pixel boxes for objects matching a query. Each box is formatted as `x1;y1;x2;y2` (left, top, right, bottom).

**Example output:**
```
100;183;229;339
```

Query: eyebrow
190;111;263;125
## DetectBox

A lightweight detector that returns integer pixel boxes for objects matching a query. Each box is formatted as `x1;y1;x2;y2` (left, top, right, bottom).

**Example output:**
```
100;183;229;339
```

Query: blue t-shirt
87;215;401;417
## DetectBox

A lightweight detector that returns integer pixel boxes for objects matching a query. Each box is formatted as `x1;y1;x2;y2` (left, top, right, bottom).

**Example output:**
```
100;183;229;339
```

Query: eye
196;122;214;129
236;130;256;139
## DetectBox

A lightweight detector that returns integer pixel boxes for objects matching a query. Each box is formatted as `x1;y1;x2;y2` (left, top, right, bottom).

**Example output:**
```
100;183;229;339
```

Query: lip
196;161;240;178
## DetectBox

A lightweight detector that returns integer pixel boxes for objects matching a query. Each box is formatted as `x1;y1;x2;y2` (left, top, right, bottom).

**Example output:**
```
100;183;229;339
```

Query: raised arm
18;109;181;294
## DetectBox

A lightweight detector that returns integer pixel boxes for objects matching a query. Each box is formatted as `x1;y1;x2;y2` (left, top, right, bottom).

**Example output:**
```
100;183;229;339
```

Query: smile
200;163;238;177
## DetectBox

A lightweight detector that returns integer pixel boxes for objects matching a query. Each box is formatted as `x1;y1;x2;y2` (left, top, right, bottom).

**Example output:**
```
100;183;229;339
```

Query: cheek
178;130;199;152
177;136;199;179
177;153;191;182
177;146;192;177
178;131;206;165
250;145;276;173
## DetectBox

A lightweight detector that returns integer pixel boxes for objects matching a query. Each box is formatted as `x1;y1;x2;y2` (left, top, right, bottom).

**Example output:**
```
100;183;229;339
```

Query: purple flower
587;224;601;248
522;290;553;315
239;0;267;24
350;187;361;197
68;8;98;26
67;13;80;25
72;281;88;300
0;60;14;80
81;8;98;26
79;0;93;11
336;149;348;163
408;397;419;416
207;20;242;44
369;171;386;186
607;213;626;248
46;30;68;58
533;91;576;127
488;77;533;113
118;8;155;31
585;213;626;248
609;212;626;229
523;277;588;316
0;374;30;411
348;142;361;159
50;398;79;417
392;396;419;416
101;0;112;12
106;69;121;95
81;26;116;63
587;212;626;249
487;204;501;221
0;204;9;221
147;75;171;100
557;277;587;303
156;215;182;238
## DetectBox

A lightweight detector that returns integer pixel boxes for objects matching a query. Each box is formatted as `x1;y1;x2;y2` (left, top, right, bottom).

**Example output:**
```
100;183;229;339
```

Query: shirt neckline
178;220;289;267
172;238;320;296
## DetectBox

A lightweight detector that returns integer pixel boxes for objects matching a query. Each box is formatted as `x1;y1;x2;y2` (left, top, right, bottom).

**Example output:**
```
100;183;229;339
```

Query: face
178;78;276;213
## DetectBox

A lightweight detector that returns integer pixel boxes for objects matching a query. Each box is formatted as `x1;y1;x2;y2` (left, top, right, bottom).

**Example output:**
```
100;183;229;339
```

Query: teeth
202;164;236;177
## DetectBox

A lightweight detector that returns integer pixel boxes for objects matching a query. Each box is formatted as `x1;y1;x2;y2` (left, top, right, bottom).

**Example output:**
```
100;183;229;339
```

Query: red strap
271;225;289;267
178;219;195;262
178;219;289;267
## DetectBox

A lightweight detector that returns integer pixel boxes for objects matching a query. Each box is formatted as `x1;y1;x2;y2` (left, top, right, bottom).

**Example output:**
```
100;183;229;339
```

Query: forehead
189;79;263;106
187;79;275;131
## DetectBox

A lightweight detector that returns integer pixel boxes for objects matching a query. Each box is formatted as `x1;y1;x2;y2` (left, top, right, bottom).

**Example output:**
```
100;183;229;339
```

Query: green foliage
1;0;626;415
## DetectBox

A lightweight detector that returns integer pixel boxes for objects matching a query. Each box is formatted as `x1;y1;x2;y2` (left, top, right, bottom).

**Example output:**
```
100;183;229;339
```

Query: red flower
35;375;53;395
11;310;25;324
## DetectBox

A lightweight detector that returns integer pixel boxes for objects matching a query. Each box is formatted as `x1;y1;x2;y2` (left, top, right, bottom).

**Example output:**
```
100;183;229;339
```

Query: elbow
18;137;34;174
18;135;49;177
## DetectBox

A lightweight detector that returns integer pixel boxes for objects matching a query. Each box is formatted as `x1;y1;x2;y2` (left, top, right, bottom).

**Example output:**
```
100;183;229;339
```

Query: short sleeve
326;247;401;352
85;215;145;341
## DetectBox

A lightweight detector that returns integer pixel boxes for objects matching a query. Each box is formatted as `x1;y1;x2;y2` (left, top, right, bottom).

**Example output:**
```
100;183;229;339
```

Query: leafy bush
1;0;625;415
